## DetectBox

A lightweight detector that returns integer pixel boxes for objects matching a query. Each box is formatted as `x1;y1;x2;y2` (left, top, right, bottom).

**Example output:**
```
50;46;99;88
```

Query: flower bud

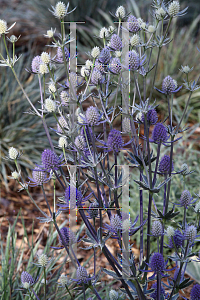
38;253;48;267
39;63;49;75
0;20;7;35
99;27;109;38
59;274;68;287
11;171;20;179
41;52;50;64
148;25;156;33
45;97;56;112
166;226;175;237
109;289;119;300
91;46;100;58
168;1;180;17
9;147;18;160
115;6;125;19
58;137;68;148
130;34;140;46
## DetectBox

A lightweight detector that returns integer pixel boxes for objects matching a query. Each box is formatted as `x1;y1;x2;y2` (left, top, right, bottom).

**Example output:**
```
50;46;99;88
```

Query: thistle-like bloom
147;25;156;33
11;171;20;179
41;52;51;64
150;282;165;300
75;266;89;284
55;47;69;63
151;123;168;144
53;227;77;250
59;274;68;287
44;28;56;38
168;230;184;249
115;6;125;19
125;50;140;70
158;155;174;174
41;149;62;172
155;75;182;95
168;1;180;17
58;137;68;148
49;2;76;19
99;48;110;64
38;253;48;267
0;20;7;35
21;271;35;289
110;34;122;51
75;135;86;150
91;46;100;58
191;284;200;300
179;190;192;208
109;57;122;74
94;59;105;73
39;63;49;75
127;15;140;33
130;34;140;47
29;166;49;186
86;106;100;126
60;90;70;105
99;27;109;39
181;163;189;175
31;56;42;73
144;252;174;279
152;220;163;237
109;289;119;300
107;129;124;152
91;68;103;85
45;97;56;112
184;225;197;243
9;147;18;160
141;108;158;125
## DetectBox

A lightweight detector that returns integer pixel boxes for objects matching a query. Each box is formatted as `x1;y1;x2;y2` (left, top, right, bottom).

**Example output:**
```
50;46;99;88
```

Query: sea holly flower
191;284;200;300
28;166;50;186
91;68;103;85
71;266;95;285
115;6;126;19
0;19;15;36
126;15;140;33
44;28;56;38
98;48;110;64
109;289;119;300
31;55;42;73
168;1;180;17
8;147;19;160
21;271;36;289
167;229;184;249
86;106;100;126
110;34;122;51
184;225;197;243
177;190;196;208
158;155;174;174
99;27;109;39
151;220;163;237
109;57;122;74
54;46;69;63
142;252;175;280
58;274;69;287
49;1;76;19
41;149;63;172
151;123;168;144
87;201;99;219
155;75;182;95
141;108;158;125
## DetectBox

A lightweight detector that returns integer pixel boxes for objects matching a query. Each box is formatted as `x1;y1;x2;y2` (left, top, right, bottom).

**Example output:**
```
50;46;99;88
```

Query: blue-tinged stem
139;169;144;264
152;142;161;187
157;273;161;300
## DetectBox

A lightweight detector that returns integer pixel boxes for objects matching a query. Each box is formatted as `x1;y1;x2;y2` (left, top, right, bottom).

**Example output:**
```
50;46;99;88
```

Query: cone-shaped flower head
109;289;119;300
58;137;68;148
169;230;183;249
21;271;34;289
191;284;200;300
59;227;77;247
31;56;42;73
38;253;48;267
99;48;110;64
181;163;189;175
41;52;50;64
0;20;7;35
75;135;86;150
76;266;88;283
86;106;100;126
94;60;105;73
51;2;67;19
158;155;174;174
9;147;18;160
31;168;48;186
125;50;140;70
45;97;56;112
130;34;140;46
65;186;83;208
152;123;168;144
127;15;140;33
152;220;163;237
109;57;122;74
56;46;69;63
110;214;122;232
115;6;125;19
141;108;158;125
162;76;176;95
110;34;122;50
41;149;61;171
184;225;197;243
150;282;165;300
150;253;165;274
91;46;100;58
59;274;68;287
179;190;191;207
91;68;102;85
168;1;180;17
107;129;124;152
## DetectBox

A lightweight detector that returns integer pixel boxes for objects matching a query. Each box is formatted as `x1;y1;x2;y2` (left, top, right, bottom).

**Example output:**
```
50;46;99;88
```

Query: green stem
43;267;47;300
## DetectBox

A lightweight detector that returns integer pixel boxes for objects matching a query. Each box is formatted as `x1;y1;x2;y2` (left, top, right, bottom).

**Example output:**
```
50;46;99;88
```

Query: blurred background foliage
1;0;200;187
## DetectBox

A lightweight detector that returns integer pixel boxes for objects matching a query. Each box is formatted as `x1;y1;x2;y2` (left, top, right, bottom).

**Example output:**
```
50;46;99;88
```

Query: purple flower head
158;155;174;174
150;282;165;300
150;253;165;274
29;166;49;186
94;59;105;73
88;201;99;218
184;225;197;243
152;220;163;237
56;46;69;63
179;190;192;208
64;186;83;208
75;266;90;284
125;50;140;70
41;149;62;171
110;34;122;50
127;15;140;33
107;129;124;152
57;116;69;133
31;55;42;73
155;75;182;95
141;108;158;125
86;106;100;126
75;135;86;151
152;123;168;144
91;68;103;85
98;48;110;64
168;230;184;249
58;227;77;247
80;126;94;144
21;271;35;289
109;57;122;74
191;284;200;300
